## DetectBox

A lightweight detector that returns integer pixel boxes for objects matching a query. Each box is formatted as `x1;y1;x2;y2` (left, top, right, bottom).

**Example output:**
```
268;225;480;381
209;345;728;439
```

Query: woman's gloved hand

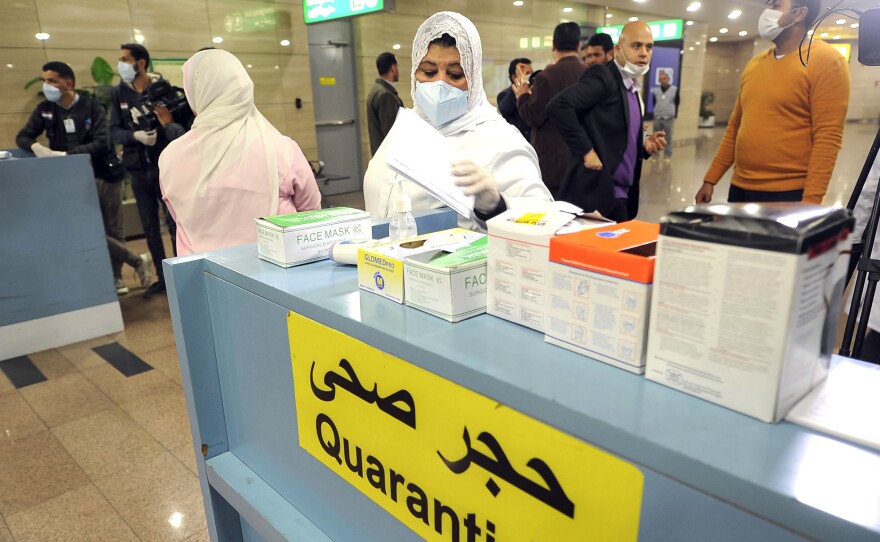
451;159;501;213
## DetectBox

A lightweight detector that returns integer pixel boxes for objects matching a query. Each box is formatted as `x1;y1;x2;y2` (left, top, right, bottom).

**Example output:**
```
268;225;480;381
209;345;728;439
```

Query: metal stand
839;124;880;358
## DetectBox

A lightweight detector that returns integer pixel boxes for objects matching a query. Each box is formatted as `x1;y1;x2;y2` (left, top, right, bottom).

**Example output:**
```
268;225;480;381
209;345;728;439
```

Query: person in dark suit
367;52;404;156
547;22;666;221
515;22;585;197
496;57;532;141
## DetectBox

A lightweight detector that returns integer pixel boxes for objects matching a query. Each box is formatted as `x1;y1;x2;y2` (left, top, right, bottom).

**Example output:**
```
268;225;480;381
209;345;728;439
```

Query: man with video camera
110;43;193;299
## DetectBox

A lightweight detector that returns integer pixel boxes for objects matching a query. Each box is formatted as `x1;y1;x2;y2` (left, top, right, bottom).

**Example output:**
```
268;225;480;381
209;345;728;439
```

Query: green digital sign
597;19;684;43
303;0;391;24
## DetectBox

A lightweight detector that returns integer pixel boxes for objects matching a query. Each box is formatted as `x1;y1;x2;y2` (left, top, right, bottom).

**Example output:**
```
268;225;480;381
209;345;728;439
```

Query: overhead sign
288;311;644;541
223;7;276;33
598;19;684;44
303;0;391;24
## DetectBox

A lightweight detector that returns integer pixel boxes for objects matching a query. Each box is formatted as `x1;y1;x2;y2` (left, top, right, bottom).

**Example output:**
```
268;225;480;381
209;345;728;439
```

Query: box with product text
645;204;853;423
255;207;372;268
487;207;612;332
404;236;488;322
545;221;659;374
358;228;483;304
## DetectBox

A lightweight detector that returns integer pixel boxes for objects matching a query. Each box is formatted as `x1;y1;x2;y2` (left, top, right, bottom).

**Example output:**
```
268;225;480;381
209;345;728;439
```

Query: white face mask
617;48;650;79
42;83;63;103
118;61;137;83
758;8;795;41
415;80;469;127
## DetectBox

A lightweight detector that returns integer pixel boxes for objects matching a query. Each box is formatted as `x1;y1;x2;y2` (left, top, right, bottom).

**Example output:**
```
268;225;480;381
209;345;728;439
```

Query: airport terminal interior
2;0;880;540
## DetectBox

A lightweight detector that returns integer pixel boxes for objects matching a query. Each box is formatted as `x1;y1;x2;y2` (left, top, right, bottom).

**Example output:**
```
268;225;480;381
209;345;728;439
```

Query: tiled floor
0;123;876;541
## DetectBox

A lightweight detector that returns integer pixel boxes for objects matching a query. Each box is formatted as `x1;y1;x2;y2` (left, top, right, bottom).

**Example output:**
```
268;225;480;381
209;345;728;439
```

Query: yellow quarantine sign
288;311;643;541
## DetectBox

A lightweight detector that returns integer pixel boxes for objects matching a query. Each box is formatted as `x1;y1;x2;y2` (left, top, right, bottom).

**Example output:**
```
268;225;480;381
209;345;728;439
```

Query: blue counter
166;211;880;542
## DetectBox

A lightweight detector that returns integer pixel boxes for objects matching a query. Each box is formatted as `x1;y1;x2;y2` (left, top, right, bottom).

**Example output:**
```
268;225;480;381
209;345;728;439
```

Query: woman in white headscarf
363;11;552;231
159;49;321;256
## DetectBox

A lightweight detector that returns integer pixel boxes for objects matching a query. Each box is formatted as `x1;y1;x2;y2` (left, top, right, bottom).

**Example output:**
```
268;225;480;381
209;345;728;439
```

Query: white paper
786;357;880;451
384;109;475;217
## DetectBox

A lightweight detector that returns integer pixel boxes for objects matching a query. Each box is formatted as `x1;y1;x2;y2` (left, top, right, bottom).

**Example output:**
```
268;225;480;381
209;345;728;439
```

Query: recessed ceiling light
695;41;701;45
728;9;742;19
629;16;639;22
851;23;860;28
686;20;694;26
820;32;829;38
562;7;573;13
738;30;748;36
280;39;290;46
606;13;613;18
6;63;13;68
392;43;401;50
807;29;814;35
689;47;694;51
633;0;646;3
687;2;701;12
246;64;253;69
513;0;523;6
719;27;728;34
212;36;223;44
35;32;50;40
709;37;718;42
833;35;841;40
134;34;145;44
836;18;846;24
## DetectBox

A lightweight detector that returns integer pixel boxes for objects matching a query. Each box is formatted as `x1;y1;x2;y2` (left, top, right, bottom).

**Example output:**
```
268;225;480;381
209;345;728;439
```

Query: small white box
645;204;853;423
255;207;372;267
358;229;483;304
487;207;611;332
404;236;488;322
545;221;659;374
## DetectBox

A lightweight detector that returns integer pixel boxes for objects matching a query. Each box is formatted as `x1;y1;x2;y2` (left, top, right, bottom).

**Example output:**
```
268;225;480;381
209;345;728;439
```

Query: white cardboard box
358;229;483;304
645;204;853;423
545;221;659;374
255;207;372;267
487;207;611;332
404;236;488;322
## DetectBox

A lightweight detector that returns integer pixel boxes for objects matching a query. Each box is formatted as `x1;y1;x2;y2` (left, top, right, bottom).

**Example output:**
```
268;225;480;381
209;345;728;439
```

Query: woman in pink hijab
160;49;321;256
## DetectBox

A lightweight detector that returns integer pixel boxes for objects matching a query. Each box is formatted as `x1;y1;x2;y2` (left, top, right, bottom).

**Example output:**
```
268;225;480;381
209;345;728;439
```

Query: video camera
132;79;191;131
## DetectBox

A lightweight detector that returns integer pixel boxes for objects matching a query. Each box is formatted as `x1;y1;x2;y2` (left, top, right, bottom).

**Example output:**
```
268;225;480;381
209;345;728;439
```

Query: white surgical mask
415;80;468;127
42;83;63;103
118;61;137;83
758;8;795;41
617;49;650;79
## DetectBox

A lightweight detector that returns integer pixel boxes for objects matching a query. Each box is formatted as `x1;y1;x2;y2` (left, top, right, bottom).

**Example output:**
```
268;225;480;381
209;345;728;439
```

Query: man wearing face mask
547;22;667;221
695;0;849;205
110;43;188;299
16;61;153;295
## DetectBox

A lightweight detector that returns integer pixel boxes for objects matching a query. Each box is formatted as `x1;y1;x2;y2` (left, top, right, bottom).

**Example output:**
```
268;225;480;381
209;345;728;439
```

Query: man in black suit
547;22;666;221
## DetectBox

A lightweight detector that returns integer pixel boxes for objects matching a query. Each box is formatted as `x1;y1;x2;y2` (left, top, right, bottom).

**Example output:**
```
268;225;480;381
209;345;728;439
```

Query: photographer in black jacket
17;60;152;296
110;43;191;299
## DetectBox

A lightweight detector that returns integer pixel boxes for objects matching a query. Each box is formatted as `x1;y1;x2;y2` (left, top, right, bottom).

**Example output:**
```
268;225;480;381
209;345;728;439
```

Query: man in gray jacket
650;71;679;161
366;52;404;156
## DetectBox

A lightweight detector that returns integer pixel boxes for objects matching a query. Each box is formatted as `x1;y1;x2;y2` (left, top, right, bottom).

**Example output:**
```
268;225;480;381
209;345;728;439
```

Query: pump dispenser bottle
389;194;417;241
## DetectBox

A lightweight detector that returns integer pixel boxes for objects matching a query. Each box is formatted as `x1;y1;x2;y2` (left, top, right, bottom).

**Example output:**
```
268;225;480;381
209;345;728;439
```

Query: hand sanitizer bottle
389;194;417;241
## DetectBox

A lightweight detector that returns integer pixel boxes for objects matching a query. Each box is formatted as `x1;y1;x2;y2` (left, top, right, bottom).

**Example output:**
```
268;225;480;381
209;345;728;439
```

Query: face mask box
486;207;612;332
358;228;484;304
645;204;853;423
255;207;372;268
404;236;488;322
545;221;659;374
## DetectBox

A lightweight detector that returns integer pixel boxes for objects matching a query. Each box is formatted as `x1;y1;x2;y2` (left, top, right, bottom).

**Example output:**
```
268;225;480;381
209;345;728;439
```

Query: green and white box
404;236;488;322
255;207;372;267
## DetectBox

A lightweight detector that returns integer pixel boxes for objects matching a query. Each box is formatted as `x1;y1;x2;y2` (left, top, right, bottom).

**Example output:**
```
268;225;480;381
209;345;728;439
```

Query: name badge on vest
63;118;76;134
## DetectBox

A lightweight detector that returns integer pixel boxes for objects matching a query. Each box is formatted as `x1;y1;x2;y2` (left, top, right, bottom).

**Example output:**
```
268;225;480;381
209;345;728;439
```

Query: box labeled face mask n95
255;207;372;267
545;220;659;374
404;236;488;322
358;228;483;304
645;204;853;423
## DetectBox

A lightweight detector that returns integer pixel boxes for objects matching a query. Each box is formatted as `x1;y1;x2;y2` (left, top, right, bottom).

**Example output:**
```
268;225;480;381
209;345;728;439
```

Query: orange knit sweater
704;40;850;204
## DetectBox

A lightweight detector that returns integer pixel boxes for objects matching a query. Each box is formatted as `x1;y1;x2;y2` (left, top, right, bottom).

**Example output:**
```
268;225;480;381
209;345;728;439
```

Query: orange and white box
487;207;610;332
545;221;659;374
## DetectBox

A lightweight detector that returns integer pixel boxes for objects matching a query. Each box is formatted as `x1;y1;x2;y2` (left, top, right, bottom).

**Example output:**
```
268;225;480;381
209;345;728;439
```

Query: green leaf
91;56;115;86
24;76;42;90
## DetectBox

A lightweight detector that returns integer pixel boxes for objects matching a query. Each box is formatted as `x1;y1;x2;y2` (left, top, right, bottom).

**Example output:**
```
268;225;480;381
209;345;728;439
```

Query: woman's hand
451;160;501;213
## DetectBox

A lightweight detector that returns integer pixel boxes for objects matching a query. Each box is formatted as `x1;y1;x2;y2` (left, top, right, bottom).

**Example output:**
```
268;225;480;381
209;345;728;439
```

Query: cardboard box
645;204;853;423
545;221;659;374
358;229;483;303
487;207;611;331
256;207;372;267
404;236;488;322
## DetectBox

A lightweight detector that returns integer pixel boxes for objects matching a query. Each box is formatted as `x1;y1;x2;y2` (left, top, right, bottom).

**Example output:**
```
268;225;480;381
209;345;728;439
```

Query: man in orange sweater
695;0;849;205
